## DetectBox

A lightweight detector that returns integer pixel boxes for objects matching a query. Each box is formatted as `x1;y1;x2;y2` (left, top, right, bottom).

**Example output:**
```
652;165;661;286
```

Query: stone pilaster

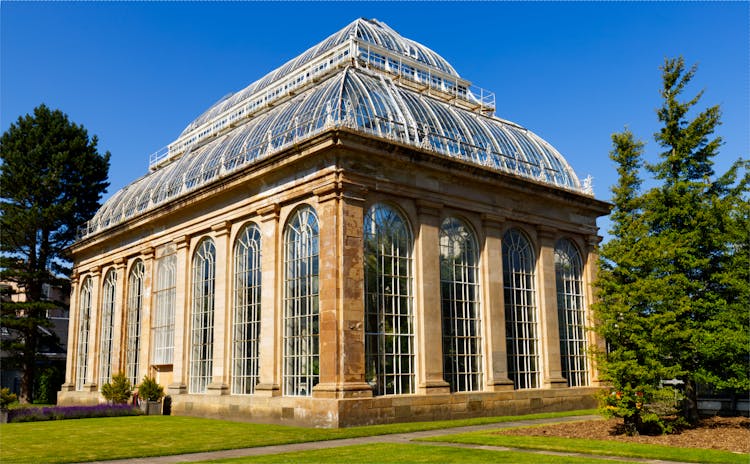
255;204;281;396
60;273;79;391
481;214;514;391
167;235;189;395
207;221;231;395
138;247;155;384
584;234;604;386
537;226;567;389
312;180;372;398
414;199;450;394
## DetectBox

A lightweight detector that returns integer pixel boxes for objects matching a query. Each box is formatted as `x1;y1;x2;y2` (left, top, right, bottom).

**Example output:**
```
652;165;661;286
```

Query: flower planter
140;400;161;415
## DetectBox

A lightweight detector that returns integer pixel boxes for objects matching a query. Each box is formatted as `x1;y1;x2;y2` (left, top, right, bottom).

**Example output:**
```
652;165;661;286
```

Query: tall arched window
555;239;588;387
364;203;414;396
232;223;262;395
283;205;319;396
76;277;93;390
190;238;216;393
502;228;540;389
99;269;117;388
440;217;482;392
125;260;145;385
152;247;176;365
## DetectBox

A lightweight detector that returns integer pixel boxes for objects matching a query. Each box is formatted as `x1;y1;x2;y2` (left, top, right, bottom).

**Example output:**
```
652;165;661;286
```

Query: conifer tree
595;57;749;432
0;104;110;403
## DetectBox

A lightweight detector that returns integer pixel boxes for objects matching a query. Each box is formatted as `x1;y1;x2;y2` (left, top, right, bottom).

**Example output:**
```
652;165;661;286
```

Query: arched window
502;228;540;389
364;203;414;395
232;223;262;395
152;247;176;365
125;260;145;386
283;205;319;396
76;277;93;390
99;269;117;388
190;238;216;393
555;239;588;387
440;217;482;392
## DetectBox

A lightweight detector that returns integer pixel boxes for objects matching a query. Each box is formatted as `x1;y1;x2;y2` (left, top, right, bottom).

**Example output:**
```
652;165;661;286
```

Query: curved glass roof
79;19;589;239
180;18;458;138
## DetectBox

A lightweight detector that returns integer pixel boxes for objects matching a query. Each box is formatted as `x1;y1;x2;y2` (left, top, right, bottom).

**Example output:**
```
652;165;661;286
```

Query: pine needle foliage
594;57;749;434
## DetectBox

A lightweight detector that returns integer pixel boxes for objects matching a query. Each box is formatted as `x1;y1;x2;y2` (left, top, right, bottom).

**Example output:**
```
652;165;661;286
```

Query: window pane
232;223;262;395
283;206;320;396
364;203;414;396
503;229;540;389
555;239;588;387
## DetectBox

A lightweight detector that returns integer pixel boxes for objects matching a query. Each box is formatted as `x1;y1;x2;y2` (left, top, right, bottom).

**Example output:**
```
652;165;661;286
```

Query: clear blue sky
2;2;748;238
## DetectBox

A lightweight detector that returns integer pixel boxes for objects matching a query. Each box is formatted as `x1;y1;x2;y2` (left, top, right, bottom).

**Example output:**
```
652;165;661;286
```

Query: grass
0;410;590;463
198;443;635;463
419;430;749;464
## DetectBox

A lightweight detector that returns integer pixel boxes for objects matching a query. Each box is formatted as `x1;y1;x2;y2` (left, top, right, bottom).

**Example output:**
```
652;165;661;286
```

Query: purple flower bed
8;403;142;423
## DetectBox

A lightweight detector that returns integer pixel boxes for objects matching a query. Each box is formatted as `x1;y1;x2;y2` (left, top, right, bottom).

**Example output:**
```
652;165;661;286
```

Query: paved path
81;415;695;464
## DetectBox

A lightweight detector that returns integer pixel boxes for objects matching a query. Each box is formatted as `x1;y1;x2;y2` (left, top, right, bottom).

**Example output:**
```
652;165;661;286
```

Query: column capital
258;203;280;223
481;213;506;229
140;246;155;260
113;257;126;269
210;220;232;236
174;235;190;250
415;199;442;217
313;182;339;204
536;225;558;241
88;266;102;278
586;234;603;247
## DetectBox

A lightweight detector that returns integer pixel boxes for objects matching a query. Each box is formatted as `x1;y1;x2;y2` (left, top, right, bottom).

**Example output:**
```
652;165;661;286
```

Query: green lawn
0;410;588;464
199;443;634;464
419;430;749;464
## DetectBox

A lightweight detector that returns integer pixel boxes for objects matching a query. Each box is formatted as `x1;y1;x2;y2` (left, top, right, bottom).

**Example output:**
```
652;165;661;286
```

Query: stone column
255;204;281;396
537;226;567;389
83;267;101;392
481;214;514;391
60;273;79;391
167;235;190;395
208;221;231;395
584;234;604;386
414;200;450;395
138;247;155;383
313;181;372;399
111;259;127;375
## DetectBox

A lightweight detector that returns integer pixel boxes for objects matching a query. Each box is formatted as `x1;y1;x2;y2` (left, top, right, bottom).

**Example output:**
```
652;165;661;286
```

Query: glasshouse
59;18;611;427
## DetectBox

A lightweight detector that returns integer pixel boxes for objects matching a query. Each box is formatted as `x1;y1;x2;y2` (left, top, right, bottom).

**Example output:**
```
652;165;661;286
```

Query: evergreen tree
0;104;110;403
644;57;748;422
595;57;749;432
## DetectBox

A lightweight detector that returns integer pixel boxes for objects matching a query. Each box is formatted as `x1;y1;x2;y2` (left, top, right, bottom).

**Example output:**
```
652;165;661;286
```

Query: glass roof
79;19;589;239
179;18;458;138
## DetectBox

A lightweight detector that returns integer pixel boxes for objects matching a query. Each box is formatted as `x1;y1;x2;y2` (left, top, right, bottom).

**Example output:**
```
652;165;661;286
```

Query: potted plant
0;388;17;423
137;375;165;415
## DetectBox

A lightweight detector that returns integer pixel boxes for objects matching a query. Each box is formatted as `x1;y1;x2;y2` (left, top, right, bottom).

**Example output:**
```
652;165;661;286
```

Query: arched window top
80;275;93;298
554;238;583;271
440;217;478;259
503;228;535;270
364;203;412;253
194;237;216;261
235;222;262;250
103;268;117;287
129;258;145;278
285;204;319;238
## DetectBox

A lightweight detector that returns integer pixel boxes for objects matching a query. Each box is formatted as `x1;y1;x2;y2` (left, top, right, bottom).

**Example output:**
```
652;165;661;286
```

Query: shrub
600;386;686;435
137;375;164;401
0;388;18;409
101;373;133;404
7;404;142;423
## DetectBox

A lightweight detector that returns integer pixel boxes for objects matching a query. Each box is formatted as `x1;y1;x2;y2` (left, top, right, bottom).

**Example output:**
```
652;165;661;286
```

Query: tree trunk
684;378;699;424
